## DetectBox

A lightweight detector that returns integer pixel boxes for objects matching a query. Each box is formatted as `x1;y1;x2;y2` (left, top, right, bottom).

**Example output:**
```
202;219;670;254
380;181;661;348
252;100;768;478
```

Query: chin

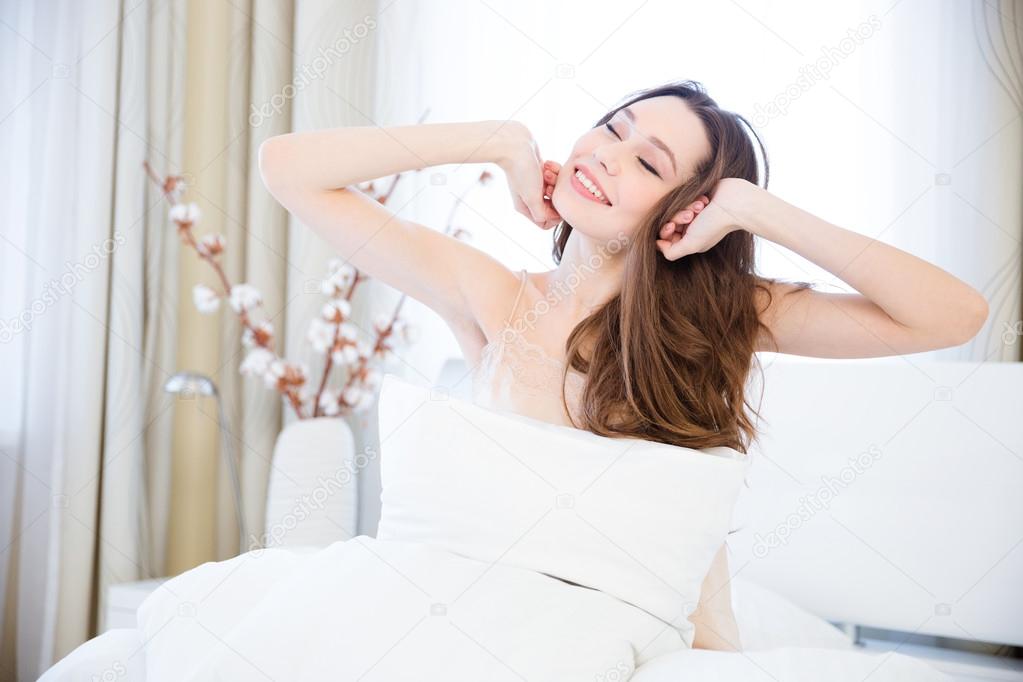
553;188;616;232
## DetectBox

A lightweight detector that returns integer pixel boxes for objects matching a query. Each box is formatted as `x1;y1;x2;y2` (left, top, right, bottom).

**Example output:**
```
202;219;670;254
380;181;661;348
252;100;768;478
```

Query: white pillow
374;373;751;647
731;576;854;650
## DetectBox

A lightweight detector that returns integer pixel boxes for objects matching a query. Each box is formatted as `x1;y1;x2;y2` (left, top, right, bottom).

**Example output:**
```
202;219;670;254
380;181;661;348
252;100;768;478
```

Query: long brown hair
554;79;813;454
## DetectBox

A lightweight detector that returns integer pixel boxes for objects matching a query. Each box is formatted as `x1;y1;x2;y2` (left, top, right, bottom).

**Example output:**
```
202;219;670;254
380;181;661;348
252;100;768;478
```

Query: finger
657;238;689;261
659;221;676;239
528;198;549;227
542;198;562;227
656;239;681;261
543;204;562;228
674;210;694;223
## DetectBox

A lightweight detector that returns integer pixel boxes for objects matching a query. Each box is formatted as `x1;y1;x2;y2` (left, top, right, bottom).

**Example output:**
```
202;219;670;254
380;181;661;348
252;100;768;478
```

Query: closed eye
604;122;662;179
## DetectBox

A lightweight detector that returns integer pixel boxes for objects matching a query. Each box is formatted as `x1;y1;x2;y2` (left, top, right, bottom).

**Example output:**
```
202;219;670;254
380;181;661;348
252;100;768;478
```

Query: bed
41;357;1023;680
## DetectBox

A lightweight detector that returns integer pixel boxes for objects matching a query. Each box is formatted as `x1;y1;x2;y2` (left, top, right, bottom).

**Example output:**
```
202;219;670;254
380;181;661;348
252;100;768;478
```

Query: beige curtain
163;0;298;575
166;0;383;566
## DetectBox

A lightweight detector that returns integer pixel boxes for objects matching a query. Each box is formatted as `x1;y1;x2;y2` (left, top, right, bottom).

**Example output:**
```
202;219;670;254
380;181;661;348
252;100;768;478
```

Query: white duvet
41;375;953;680
132;537;681;680
41;555;953;681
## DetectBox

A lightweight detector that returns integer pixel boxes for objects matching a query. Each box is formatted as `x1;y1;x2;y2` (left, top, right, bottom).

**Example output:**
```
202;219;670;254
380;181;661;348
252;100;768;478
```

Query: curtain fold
210;0;296;560
282;0;382;538
0;0;188;677
969;0;1023;361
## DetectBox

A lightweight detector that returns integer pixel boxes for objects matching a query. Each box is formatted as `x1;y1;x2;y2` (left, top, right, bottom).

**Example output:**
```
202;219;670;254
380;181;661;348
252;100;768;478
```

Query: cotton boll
242;321;274;348
197;233;226;256
169;202;201;225
321;263;356;296
265;360;307;389
338;322;358;342
229;284;263;313
326;257;344;274
264;359;285;388
318;389;341;417
372;313;393;333
307;317;336;354
331;344;359;366
240;348;275;379
353;388;376;412
322;300;351;322
390;319;420;345
192;284;221;314
341;385;363;408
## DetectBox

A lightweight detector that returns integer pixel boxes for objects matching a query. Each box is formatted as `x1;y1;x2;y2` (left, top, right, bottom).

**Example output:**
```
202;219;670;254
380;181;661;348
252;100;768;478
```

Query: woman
257;79;988;652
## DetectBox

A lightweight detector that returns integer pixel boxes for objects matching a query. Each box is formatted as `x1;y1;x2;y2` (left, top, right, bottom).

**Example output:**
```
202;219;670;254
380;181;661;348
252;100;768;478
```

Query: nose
594;147;619;176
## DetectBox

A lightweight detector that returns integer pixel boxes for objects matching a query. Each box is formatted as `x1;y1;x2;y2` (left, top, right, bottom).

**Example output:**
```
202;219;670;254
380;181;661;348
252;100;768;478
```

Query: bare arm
690;543;743;651
257;120;525;334
718;182;990;357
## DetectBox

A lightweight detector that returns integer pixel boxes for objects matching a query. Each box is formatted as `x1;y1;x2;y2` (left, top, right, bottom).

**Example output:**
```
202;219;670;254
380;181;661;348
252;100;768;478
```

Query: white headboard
435;356;1023;647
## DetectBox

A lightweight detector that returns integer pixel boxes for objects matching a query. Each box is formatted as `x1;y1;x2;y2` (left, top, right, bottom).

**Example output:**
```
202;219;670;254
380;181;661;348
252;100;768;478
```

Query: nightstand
104;578;168;631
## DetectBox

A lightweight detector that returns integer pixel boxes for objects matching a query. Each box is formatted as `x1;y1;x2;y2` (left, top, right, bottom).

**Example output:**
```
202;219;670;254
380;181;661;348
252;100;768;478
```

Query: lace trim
472;328;585;405
470;269;585;424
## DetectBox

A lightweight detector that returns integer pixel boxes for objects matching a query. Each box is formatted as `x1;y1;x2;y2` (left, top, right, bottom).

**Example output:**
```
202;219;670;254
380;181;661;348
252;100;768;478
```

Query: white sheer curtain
0;0;187;678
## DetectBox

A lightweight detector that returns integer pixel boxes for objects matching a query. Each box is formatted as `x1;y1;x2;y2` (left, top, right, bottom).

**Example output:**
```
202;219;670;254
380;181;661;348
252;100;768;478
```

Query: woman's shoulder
451;264;540;365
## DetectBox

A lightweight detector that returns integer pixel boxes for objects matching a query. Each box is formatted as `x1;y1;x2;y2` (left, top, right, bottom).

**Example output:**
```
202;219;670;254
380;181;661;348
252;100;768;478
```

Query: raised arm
257;120;552;338
658;178;989;358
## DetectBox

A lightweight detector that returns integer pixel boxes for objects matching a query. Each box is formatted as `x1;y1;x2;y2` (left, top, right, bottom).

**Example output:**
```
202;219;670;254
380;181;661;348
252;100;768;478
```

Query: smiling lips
571;167;612;206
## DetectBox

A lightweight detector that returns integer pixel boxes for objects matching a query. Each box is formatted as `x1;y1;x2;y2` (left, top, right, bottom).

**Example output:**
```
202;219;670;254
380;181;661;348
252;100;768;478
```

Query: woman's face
553;95;712;241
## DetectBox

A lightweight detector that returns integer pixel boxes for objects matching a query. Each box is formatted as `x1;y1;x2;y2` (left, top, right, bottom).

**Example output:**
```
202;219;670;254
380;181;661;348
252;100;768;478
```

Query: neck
542;228;627;316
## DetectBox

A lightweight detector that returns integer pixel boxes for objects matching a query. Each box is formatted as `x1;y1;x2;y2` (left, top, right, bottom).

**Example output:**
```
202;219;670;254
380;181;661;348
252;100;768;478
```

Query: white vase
262;416;359;549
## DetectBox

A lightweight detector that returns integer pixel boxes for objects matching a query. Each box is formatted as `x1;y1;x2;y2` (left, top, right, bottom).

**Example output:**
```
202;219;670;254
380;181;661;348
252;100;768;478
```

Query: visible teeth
575;170;609;204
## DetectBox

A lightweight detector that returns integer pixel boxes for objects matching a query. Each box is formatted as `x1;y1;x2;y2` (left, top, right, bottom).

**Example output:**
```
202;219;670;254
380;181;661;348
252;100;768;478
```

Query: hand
542;160;560;205
496;122;563;230
656;178;751;261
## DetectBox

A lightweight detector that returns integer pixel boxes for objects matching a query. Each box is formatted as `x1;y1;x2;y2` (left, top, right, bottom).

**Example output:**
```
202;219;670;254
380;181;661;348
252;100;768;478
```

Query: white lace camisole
470;269;588;428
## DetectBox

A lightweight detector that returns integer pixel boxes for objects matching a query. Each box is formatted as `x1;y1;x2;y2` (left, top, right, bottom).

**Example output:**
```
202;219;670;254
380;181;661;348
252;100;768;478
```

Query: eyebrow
621;106;678;177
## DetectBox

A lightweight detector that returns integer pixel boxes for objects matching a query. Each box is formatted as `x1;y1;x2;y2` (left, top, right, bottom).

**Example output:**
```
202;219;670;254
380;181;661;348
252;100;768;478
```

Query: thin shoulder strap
504;268;528;327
